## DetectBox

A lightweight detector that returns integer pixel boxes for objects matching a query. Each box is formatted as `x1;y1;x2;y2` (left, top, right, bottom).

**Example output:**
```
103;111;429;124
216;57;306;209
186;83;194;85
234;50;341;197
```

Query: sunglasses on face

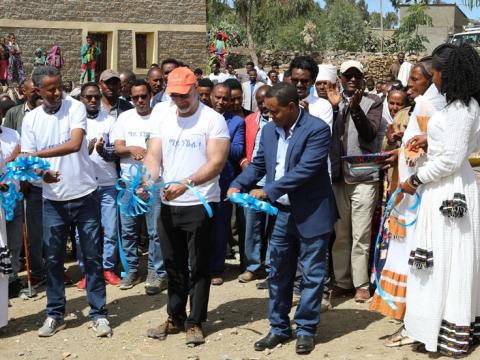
290;78;311;85
342;73;363;80
84;94;101;101
132;94;149;101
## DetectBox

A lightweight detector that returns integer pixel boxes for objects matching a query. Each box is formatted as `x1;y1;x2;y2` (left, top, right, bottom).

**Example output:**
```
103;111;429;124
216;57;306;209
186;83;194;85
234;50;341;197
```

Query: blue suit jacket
219;111;245;196
230;109;336;238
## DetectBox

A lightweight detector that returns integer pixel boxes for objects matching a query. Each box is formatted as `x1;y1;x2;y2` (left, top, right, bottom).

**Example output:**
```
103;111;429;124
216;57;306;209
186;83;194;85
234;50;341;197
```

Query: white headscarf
316;64;337;83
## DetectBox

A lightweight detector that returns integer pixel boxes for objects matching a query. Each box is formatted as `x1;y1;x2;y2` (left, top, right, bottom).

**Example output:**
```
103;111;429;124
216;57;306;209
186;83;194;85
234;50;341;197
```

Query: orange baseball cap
165;67;196;95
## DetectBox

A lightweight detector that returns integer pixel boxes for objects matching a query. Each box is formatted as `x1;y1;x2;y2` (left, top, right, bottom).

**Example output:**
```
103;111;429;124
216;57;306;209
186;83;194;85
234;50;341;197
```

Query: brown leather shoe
211;276;224;286
147;318;184;340
238;271;256;283
186;324;205;346
330;285;355;299
354;288;371;303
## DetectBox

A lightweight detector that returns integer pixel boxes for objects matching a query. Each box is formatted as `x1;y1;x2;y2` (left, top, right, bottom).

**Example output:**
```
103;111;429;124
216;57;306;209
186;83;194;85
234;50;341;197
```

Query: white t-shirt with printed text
111;108;153;178
150;101;230;206
86;111;117;186
21;97;98;201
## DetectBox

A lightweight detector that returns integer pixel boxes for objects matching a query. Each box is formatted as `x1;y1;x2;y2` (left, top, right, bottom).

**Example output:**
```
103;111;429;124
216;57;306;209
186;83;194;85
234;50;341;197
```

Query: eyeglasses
290;78;311;85
84;94;101;101
132;94;149;101
342;73;363;80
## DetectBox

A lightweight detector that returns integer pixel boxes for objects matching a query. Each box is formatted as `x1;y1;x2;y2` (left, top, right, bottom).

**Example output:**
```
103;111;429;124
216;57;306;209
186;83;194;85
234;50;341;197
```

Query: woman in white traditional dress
371;59;446;334
399;43;480;357
0;146;11;329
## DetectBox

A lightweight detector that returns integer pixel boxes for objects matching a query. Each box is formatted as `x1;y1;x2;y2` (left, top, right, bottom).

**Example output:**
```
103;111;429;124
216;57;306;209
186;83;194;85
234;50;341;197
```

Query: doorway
87;32;108;81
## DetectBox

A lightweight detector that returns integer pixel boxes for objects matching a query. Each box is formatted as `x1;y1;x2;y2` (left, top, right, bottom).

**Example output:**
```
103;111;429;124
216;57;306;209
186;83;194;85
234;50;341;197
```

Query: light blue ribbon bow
228;192;278;216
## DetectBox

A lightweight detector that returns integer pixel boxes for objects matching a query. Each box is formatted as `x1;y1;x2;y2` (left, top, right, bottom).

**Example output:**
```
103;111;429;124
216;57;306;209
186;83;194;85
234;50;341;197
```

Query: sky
316;1;480;20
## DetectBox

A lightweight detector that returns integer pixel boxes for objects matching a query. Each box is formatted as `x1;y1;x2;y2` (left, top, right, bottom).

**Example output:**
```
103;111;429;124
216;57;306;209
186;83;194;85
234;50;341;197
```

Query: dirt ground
0;258;478;360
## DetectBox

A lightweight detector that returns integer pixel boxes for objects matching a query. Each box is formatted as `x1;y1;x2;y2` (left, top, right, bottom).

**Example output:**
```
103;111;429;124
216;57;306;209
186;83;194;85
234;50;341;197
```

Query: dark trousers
43;190;107;320
157;203;217;329
210;200;232;275
268;209;329;337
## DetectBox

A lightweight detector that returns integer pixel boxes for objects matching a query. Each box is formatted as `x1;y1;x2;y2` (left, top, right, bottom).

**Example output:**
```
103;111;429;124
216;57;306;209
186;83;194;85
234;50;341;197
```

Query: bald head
256;84;271;115
119;70;136;98
146;67;163;95
24;79;39;108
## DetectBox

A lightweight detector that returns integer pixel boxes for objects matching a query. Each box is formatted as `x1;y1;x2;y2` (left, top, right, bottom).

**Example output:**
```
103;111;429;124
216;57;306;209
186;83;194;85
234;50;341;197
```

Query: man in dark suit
227;83;336;355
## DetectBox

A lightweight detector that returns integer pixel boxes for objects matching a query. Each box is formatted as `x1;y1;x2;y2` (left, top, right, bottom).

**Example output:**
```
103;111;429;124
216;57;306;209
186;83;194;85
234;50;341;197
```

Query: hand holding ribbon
5;156;51;182
228;192;278;216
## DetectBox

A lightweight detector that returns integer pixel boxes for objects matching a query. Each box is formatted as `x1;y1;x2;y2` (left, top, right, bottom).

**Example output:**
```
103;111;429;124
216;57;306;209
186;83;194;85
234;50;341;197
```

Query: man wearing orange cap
143;67;230;346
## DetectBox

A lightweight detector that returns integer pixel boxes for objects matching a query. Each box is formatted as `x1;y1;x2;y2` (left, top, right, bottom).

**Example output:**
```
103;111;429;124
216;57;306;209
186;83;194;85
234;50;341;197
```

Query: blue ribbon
0;183;23;221
114;164;214;277
115;164;156;217
373;188;420;310
6;156;51;182
0;156;50;221
159;181;213;218
228;192;279;216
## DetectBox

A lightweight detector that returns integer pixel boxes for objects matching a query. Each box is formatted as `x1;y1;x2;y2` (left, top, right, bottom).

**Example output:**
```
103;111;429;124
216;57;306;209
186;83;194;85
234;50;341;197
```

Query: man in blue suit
227;83;336;355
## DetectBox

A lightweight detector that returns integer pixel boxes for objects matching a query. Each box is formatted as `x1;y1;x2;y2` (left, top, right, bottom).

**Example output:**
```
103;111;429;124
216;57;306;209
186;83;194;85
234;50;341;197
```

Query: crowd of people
0;34;479;358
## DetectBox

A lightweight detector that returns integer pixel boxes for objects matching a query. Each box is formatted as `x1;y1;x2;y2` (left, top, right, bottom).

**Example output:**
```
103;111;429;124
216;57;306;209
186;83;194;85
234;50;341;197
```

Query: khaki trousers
332;180;379;289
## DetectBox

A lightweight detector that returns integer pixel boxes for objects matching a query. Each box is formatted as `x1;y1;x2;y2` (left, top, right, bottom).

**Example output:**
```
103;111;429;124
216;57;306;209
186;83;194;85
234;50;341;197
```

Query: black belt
274;202;291;212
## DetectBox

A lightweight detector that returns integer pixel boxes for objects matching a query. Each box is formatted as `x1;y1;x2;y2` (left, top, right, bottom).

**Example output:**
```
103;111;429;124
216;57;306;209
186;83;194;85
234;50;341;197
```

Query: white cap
340;60;364;75
316;64;337;83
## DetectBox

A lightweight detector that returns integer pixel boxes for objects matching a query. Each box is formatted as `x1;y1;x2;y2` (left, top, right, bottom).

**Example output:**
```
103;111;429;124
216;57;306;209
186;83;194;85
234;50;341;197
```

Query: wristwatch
184;178;196;187
410;174;423;188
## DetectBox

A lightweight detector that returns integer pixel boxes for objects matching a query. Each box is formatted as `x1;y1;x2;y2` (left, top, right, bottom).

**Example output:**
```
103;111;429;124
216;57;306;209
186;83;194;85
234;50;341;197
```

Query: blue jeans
243;207;266;274
43;190;107;320
268;209;329;337
210;200;232;275
76;185;118;271
120;187;166;277
25;185;45;280
6;200;23;282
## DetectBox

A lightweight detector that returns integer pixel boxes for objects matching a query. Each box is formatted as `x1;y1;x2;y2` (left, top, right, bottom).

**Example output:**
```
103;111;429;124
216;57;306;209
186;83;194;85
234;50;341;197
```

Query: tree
465;0;480;8
325;0;367;51
385;12;399;29
235;0;258;65
394;3;432;53
357;0;370;22
370;11;382;28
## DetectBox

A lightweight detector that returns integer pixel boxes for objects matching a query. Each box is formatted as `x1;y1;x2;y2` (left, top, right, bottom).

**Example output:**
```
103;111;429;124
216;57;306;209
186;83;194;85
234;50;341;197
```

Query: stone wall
259;50;418;81
0;27;82;82
157;31;207;70
2;0;206;25
117;30;133;71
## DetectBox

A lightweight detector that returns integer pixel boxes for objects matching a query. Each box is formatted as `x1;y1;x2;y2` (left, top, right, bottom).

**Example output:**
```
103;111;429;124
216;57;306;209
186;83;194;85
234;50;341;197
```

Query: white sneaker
92;318;112;337
38;317;66;337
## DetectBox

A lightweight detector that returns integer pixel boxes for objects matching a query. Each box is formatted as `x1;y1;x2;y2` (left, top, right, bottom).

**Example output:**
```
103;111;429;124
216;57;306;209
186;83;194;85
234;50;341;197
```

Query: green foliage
370;11;398;29
385;12;399;29
464;0;480;9
325;0;366;51
394;3;432;53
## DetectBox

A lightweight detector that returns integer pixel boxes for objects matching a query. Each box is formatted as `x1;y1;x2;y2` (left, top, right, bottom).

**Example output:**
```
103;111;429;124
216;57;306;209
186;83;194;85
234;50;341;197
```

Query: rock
264;349;271;355
187;356;199;360
62;352;71;359
222;355;231;360
17;352;24;357
229;328;238;335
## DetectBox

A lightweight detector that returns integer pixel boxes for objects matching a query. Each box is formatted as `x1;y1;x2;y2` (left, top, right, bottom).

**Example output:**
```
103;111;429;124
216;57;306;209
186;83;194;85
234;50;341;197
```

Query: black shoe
254;332;290;351
256;280;268;290
296;335;315;354
8;279;23;299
